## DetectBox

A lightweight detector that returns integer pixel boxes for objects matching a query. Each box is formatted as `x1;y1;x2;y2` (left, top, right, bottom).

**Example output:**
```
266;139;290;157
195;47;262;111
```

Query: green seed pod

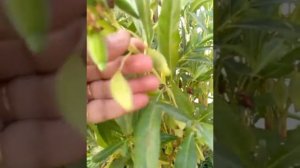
147;48;171;76
4;0;50;53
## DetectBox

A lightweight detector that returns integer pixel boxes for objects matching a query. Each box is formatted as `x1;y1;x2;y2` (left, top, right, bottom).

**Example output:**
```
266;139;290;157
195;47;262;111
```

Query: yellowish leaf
110;71;133;111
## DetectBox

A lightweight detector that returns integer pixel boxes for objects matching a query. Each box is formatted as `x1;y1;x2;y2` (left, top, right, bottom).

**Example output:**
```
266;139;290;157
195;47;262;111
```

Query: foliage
215;0;300;167
87;0;214;167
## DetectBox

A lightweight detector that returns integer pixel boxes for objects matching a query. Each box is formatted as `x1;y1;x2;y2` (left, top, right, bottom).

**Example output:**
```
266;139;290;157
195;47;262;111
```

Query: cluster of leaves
87;0;213;168
215;0;300;167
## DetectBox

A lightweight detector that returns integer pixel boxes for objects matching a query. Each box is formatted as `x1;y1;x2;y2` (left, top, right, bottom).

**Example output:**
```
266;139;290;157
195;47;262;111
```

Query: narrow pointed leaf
115;0;139;18
134;0;153;44
158;0;181;73
4;0;50;53
156;102;191;122
174;132;197;168
133;102;161;168
196;122;213;150
110;71;133;111
254;38;288;74
92;141;124;163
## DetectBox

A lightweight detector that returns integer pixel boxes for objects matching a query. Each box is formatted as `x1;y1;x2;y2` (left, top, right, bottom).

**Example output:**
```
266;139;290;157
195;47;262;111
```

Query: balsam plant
87;0;213;168
215;0;300;167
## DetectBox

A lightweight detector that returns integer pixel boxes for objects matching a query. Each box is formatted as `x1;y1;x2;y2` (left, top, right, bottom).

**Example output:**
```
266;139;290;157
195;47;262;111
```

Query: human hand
0;0;85;167
87;30;160;123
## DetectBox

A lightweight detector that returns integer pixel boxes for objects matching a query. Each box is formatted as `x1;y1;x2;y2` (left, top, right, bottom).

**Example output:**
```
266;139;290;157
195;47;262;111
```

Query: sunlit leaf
87;32;108;71
110;71;133;111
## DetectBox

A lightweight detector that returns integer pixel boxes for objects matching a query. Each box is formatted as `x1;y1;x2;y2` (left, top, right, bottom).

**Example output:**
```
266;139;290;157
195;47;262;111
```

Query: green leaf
289;72;300;110
171;83;195;118
92;141;124;163
88;124;108;147
259;62;294;78
156;102;191;122
174;132;197;168
110;71;133;111
196;122;213;150
267;127;300;168
56;55;85;135
161;133;178;144
115;0;139;18
96;120;122;146
260;47;300;77
158;0;181;73
4;0;49;53
115;114;133;135
214;97;256;167
133;102;161;168
232;19;300;37
254;38;288;74
87;32;108;71
134;0;153;44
